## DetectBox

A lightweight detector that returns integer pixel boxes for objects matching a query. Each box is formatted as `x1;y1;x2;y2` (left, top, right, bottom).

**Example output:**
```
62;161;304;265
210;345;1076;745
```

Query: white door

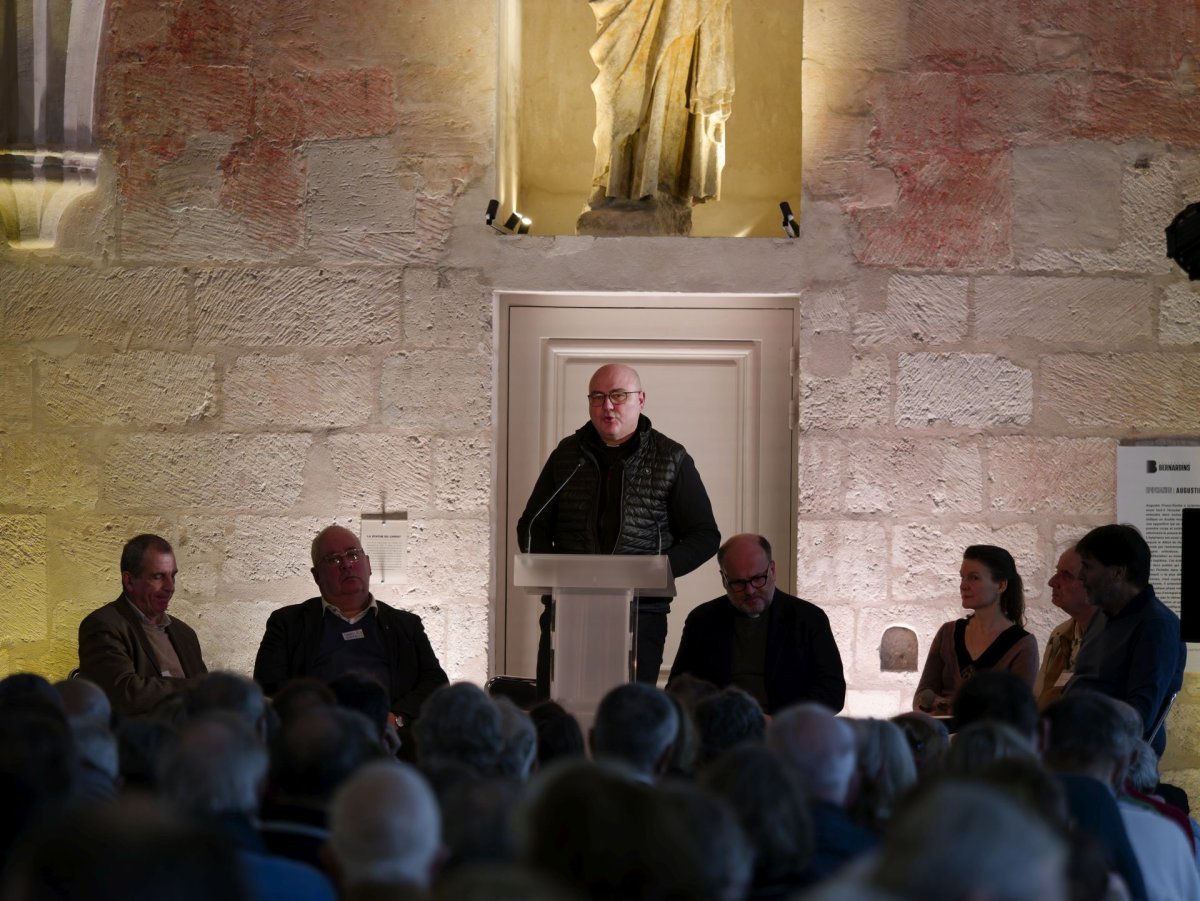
496;293;798;682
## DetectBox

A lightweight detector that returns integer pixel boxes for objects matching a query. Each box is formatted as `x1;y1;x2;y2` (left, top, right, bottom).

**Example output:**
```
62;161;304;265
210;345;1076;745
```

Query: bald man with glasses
518;362;720;697
668;533;845;714
253;525;447;727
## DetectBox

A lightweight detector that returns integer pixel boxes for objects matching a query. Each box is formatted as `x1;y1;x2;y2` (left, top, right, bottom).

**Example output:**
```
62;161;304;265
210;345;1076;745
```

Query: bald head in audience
767;703;856;806
329;760;442;892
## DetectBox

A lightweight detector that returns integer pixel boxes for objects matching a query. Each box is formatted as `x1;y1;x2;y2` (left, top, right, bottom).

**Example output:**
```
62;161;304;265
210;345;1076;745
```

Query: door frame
491;290;801;678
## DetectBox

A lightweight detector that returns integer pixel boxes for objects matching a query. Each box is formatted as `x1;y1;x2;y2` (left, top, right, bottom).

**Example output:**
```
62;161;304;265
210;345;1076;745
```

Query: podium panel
514;553;673;727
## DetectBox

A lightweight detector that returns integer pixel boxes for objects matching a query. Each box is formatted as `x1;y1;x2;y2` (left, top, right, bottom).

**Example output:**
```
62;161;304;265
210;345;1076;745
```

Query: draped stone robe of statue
578;0;734;236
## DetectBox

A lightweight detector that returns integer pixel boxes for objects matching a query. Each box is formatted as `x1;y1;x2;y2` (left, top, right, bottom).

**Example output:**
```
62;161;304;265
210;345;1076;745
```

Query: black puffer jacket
518;415;720;585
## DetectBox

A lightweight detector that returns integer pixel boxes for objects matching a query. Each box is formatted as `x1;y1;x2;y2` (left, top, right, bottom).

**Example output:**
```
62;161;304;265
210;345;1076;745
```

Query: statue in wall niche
577;0;735;237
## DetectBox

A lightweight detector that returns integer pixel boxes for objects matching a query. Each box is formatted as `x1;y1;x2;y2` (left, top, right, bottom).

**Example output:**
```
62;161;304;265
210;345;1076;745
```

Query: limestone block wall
2;0;1200;781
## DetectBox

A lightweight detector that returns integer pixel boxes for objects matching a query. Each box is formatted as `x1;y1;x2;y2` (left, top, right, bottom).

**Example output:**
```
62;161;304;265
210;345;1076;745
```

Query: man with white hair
328;760;442;898
1034;544;1099;709
767;703;876;879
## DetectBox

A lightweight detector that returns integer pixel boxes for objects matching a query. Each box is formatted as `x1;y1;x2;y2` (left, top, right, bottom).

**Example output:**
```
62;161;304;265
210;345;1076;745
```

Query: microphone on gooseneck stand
524;459;585;553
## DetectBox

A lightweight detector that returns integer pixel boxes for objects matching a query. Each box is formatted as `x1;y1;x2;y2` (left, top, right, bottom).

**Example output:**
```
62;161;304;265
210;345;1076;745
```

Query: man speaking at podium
518;362;720;697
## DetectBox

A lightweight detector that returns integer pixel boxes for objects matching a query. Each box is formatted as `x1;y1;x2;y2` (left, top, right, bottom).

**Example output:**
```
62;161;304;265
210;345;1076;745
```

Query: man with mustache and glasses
668;533;845;714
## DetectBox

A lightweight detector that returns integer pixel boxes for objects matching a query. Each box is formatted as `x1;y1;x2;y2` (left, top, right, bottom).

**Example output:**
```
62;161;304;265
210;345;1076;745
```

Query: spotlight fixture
779;201;799;239
487;204;532;236
1166;201;1200;280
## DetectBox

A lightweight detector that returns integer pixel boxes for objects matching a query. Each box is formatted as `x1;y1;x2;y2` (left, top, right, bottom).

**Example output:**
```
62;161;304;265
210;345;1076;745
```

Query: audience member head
951;670;1038;740
665;672;720;710
1075;523;1151;591
414;682;502;775
0;705;77;870
962;544;1025;626
116;717;175;793
528;701;585;767
766;703;856;806
971;757;1070;832
52;678;117;796
1041;692;1133;788
847;718;917;828
3;796;249;901
1048;545;1090;618
157;712;267;816
420;758;483;805
968;763;1110;901
72;722;119;785
53;678;111;730
700;744;814;890
890;712;949;777
518;759;719;901
870;780;1067;901
439;776;522;873
0;673;63;714
268;705;379;807
269;677;336;726
183;671;266;738
589;683;679;780
941;720;1038;776
493;697;538;781
1127;738;1160;793
329;760;442;891
692;687;765;766
663;692;699;778
433;862;584;901
657;781;753;901
327;672;399;754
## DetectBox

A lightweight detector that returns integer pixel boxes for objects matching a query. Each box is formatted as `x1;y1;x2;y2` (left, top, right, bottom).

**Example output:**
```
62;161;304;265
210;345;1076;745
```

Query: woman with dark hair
912;545;1038;716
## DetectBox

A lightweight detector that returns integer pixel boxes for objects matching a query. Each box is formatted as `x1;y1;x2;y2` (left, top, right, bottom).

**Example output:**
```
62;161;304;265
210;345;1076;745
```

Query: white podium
513;553;674;726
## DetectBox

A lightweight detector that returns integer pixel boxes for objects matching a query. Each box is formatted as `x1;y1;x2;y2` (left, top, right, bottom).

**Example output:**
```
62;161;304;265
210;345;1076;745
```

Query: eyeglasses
318;547;365;568
721;569;770;592
587;389;642;406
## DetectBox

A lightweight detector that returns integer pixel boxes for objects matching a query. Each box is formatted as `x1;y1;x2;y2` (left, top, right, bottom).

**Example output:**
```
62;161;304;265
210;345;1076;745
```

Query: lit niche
0;0;105;249
497;0;803;238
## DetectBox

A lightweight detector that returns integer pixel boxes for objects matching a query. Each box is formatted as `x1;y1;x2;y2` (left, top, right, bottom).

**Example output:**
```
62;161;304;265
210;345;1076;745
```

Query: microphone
524;459;584;553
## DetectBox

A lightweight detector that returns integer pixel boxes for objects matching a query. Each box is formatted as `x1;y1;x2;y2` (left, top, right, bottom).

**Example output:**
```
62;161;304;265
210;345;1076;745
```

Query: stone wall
2;0;1199;781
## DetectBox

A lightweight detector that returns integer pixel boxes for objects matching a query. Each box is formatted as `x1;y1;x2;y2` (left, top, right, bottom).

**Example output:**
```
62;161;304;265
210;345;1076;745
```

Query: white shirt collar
322;594;377;625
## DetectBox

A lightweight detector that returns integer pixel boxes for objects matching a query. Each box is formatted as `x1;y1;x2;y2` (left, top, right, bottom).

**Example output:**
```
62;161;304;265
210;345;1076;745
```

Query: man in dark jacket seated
253;525;448;728
668;533;845;714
